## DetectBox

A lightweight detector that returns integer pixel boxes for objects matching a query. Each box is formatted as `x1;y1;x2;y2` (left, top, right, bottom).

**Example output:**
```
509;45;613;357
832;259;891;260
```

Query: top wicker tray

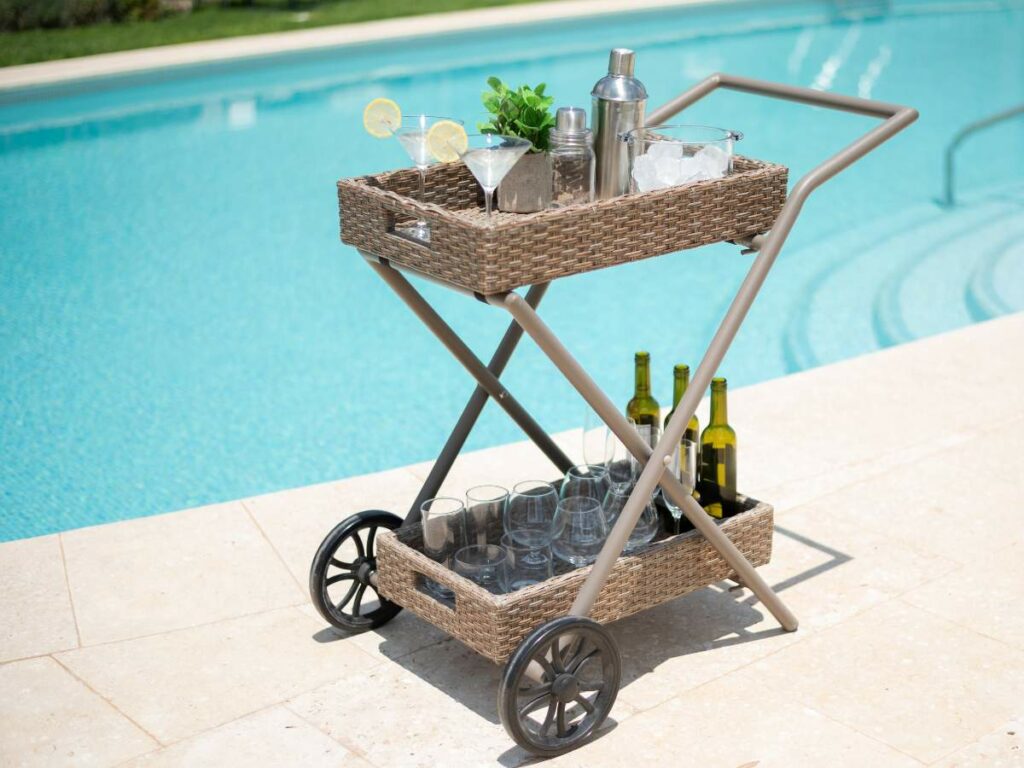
337;156;788;295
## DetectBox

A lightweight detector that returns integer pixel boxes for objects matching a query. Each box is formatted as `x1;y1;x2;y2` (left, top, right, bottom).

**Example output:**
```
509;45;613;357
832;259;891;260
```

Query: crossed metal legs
364;253;797;633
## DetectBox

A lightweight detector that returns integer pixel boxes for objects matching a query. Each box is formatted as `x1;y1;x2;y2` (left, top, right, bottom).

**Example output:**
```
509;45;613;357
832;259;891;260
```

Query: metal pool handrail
940;103;1024;207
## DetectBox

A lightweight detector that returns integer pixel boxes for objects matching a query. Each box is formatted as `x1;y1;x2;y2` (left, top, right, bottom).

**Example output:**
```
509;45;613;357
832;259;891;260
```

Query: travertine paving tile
287;657;510;767
932;716;1024;767
123;706;372;767
745;600;1024;764
62;501;303;645
549;668;921;768
297;603;449;662
0;656;156;767
56;607;381;744
245;467;424;586
902;542;1024;651
0;535;78;661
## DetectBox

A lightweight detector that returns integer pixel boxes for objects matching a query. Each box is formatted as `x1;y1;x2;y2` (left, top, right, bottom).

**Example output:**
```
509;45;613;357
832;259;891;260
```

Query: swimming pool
2;0;1023;541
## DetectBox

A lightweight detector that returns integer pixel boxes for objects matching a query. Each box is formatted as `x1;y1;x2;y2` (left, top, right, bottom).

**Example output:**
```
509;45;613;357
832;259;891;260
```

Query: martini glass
393;115;464;242
454;134;532;219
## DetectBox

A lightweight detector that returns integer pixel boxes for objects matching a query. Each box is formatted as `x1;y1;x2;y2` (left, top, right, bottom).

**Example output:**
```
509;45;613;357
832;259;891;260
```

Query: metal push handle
568;74;918;619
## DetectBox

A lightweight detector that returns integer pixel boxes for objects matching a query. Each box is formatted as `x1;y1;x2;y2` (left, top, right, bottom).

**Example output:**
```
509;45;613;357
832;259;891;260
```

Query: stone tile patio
2;313;1022;767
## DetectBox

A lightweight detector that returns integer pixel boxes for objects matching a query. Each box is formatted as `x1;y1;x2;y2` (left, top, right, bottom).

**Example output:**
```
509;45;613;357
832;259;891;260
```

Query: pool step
966;236;1024;321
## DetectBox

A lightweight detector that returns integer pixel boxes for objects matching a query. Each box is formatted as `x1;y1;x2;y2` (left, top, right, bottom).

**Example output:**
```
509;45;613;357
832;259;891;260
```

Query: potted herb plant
479;77;556;213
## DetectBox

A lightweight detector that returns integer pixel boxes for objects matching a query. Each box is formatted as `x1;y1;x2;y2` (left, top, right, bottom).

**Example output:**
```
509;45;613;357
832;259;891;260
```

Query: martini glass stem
416;165;428;232
484;186;495;218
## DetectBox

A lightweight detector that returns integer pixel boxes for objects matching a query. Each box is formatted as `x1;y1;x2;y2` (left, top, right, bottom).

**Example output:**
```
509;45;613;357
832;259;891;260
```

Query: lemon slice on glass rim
427;120;468;163
363;98;401;138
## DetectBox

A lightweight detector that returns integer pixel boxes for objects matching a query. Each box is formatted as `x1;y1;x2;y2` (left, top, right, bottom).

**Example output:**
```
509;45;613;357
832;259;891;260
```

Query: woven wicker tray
376;495;772;664
337;157;787;295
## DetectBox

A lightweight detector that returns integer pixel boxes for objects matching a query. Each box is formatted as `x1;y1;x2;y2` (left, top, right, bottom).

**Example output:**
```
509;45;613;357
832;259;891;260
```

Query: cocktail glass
453;133;532;219
393;115;464;242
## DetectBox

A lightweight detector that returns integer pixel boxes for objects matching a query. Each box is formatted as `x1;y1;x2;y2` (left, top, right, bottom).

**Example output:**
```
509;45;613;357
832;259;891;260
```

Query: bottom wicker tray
376;495;773;663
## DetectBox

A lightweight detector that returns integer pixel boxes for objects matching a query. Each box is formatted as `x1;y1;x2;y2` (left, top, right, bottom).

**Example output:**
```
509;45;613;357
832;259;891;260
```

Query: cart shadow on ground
312;524;850;764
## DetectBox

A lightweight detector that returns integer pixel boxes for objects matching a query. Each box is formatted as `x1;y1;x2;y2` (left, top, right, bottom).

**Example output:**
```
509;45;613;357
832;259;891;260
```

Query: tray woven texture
337;156;787;295
376;496;773;664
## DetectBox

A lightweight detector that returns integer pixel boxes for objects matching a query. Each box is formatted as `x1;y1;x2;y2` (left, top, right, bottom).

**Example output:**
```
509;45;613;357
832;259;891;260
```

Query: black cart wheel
309;510;402;633
498;616;621;757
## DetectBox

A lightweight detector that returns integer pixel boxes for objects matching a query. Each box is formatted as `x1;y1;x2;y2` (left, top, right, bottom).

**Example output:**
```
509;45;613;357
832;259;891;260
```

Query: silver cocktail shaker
591;48;648;199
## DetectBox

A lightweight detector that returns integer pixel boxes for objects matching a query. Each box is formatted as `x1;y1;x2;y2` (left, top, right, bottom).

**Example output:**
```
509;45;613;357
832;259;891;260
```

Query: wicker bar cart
309;74;917;757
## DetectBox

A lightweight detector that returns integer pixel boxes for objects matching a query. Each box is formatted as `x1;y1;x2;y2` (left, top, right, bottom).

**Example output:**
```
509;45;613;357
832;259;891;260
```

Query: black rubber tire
309;510;403;633
498;616;621;757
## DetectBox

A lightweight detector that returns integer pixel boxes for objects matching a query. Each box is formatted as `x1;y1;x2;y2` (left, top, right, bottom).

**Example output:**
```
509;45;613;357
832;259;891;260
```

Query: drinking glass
420;497;467;599
504;480;559;567
393;115;465;242
465;484;509;545
501;533;553;590
552;496;608;568
581;409;612;467
453;544;509;594
559;464;611;502
662;439;698;535
454;133;532;218
628;419;661;481
602;484;660;553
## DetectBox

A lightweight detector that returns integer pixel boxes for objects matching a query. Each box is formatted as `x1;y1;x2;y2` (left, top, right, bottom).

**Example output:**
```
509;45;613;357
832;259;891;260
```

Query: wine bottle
664;363;700;445
698;377;737;519
626;351;661;437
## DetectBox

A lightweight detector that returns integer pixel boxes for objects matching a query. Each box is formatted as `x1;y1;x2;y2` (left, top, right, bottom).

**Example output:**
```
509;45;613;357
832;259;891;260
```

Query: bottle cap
555;106;587;133
608;48;636;77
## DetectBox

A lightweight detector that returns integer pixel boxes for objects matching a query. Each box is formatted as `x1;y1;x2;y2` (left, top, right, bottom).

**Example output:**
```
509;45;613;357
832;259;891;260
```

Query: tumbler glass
453;544;509;594
602;484;660;553
504;480;559;567
420;497;467;599
465;484;509;545
552;495;608;568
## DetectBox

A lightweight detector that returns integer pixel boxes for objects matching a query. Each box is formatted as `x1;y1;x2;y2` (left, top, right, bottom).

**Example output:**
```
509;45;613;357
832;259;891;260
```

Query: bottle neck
634;356;651;396
672;367;689;409
709;383;728;425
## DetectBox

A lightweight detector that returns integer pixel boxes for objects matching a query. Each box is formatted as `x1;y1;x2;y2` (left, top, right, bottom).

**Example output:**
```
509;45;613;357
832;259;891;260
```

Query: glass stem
416;166;427;229
484;187;494;218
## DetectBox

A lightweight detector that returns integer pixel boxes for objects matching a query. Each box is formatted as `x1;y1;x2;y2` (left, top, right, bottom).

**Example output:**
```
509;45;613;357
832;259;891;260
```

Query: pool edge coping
0;0;724;93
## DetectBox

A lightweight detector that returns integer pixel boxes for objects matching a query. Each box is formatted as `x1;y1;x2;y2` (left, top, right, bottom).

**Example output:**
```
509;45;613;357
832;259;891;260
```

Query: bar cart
309;74;917;757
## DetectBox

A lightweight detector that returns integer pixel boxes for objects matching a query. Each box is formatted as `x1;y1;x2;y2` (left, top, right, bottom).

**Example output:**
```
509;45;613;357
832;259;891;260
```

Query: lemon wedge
427;120;468;163
363;98;401;138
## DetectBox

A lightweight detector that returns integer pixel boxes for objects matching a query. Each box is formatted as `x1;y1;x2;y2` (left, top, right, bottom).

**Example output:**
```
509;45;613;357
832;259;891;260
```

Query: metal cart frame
311;73;917;756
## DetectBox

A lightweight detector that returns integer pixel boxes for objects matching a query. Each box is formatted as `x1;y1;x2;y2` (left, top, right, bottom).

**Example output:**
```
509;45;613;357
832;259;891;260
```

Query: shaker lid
556;106;587;133
608;48;636;77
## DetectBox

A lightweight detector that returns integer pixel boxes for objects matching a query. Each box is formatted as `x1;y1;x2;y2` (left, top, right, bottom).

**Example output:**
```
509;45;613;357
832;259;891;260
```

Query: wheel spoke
352;583;367;616
555;702;568;737
569;647;599;675
535;654;556;680
518;682;552;698
548;640;566;674
573;694;595;714
352;532;366;560
325;573;355;586
366;526;377;557
518;691;553;718
540;701;557;735
334;579;358;611
329;558;356;571
578;681;604;693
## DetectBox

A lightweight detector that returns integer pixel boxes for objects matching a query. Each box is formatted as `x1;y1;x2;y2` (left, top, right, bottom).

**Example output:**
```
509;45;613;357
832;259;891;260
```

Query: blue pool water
2;0;1023;540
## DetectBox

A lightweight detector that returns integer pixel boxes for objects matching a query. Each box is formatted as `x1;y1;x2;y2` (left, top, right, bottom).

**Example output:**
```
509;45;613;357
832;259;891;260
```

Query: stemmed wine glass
560;464;611;502
393;115;464;242
504;481;559;571
662;439;698;535
453;133;532;219
602;484;660;553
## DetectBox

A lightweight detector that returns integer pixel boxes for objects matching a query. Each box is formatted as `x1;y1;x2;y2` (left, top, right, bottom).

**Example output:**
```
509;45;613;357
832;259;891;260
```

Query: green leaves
479;76;555;152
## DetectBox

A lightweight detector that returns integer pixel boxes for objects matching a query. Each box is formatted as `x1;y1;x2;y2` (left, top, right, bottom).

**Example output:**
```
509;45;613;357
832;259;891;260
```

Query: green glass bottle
699;377;737;519
626;351;661;431
664;364;700;446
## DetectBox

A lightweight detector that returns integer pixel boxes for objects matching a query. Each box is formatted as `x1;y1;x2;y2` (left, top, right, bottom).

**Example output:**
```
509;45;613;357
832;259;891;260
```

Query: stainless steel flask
591;48;648;199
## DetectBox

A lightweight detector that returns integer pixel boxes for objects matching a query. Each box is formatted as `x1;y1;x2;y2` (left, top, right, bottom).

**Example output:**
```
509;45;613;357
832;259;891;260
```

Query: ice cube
646;141;683;161
631;153;660;192
656;157;684;188
692;144;729;179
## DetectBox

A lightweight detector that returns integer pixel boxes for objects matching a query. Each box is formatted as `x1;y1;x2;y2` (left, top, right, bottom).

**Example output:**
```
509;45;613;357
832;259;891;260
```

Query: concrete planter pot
498;151;552;213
